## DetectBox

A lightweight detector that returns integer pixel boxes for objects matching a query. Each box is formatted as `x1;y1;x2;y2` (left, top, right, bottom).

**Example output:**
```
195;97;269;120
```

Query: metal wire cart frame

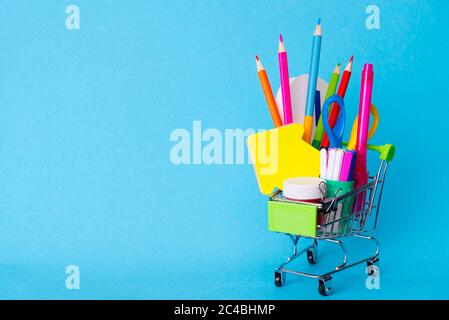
268;144;395;296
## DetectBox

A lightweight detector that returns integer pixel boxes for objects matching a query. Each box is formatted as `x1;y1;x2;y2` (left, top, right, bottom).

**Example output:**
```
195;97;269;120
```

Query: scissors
321;95;346;149
321;94;379;149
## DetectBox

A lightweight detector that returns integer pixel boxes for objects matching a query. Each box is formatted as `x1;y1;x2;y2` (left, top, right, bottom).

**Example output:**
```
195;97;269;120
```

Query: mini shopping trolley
267;144;395;296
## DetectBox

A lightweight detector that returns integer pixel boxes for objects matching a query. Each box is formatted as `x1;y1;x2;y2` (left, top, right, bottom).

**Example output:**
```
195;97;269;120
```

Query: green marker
312;63;340;149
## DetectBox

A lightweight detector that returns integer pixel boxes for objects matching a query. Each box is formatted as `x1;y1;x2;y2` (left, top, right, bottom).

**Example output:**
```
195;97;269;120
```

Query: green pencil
312;63;341;149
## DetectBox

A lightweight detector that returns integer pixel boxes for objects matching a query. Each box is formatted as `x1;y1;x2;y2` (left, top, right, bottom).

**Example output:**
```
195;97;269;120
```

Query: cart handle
342;143;395;162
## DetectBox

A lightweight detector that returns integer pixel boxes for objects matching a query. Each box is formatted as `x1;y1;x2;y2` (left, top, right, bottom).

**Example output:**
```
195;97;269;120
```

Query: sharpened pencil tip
317;18;321;25
256;55;259;61
344;55;354;72
279;34;283;43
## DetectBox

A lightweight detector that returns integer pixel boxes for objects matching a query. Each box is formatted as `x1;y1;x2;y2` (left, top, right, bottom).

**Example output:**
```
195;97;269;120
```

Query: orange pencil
256;55;283;127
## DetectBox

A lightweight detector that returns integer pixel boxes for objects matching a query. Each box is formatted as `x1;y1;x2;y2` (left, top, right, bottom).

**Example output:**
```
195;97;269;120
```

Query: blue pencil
304;18;322;144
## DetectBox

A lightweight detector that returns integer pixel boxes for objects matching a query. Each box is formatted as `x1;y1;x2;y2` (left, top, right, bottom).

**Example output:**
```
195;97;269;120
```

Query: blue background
0;0;447;299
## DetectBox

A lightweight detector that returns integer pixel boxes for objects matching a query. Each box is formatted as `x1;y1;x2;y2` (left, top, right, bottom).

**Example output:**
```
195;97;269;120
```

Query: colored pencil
321;55;353;148
304;18;322;143
256;55;283;127
278;35;293;125
312;63;340;149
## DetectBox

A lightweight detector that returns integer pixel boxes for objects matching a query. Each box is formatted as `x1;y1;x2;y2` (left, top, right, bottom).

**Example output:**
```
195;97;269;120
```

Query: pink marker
278;35;293;125
354;64;374;209
339;151;353;182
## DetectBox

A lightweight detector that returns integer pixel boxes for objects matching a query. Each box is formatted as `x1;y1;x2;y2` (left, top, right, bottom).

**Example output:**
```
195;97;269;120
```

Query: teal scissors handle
321;95;346;149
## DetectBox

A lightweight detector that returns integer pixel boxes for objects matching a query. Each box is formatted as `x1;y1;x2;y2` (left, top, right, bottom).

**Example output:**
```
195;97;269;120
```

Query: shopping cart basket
268;143;395;295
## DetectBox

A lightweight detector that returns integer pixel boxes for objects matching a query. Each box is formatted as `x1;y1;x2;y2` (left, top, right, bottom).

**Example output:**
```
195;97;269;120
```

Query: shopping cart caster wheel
307;246;318;264
366;258;380;276
274;271;285;287
318;276;332;296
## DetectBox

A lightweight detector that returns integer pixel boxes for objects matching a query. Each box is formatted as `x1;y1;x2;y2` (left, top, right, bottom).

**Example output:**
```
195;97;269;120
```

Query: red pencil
321;55;353;148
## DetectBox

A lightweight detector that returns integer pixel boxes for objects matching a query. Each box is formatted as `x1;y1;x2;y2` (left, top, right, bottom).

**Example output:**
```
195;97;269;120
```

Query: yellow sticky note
247;124;320;195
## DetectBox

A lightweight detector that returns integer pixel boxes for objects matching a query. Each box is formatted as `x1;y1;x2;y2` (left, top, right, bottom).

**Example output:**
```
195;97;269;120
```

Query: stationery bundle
253;18;378;195
247;18;395;296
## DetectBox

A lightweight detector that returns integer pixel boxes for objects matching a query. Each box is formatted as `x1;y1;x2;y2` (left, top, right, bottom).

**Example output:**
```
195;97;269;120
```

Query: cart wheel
274;271;285;287
366;258;380;276
318;276;332;296
307;246;318;264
